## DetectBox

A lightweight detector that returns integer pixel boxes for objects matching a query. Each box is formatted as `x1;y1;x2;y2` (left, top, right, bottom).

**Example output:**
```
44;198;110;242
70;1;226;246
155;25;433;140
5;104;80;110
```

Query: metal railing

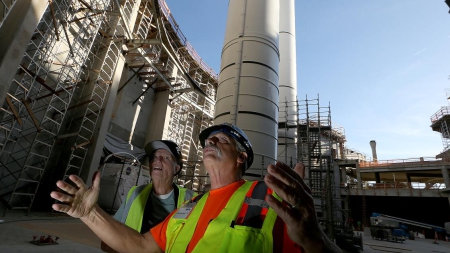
347;182;446;190
358;157;448;168
430;106;450;124
158;0;218;79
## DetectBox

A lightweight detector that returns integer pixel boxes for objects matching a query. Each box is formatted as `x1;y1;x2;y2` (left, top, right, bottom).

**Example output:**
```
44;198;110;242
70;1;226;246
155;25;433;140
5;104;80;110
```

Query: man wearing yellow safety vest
101;140;196;252
51;123;342;253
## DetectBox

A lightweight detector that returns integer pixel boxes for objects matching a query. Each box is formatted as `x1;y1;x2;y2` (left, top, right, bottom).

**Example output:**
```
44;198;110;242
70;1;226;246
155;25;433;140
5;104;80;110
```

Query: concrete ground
1;208;450;253
0;208;103;253
358;228;450;253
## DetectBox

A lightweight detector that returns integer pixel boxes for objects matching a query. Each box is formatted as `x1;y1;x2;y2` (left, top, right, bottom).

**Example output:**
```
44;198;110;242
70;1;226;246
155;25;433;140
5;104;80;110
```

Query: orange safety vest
166;180;282;252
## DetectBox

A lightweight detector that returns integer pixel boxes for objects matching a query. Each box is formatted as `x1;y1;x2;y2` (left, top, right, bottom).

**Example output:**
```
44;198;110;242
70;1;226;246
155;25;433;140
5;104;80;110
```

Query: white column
277;0;298;166
442;166;450;189
356;165;363;190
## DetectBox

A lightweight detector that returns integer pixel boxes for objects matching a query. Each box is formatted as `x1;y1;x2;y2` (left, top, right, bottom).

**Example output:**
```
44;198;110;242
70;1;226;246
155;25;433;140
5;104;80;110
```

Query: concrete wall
109;68;155;148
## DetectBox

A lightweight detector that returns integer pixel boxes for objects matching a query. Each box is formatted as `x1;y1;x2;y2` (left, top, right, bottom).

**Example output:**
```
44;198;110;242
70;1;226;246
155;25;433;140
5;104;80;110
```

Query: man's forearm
81;205;160;253
101;241;119;253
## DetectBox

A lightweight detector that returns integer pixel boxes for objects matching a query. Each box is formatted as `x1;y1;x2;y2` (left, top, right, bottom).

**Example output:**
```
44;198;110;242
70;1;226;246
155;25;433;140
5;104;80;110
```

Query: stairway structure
431;89;450;159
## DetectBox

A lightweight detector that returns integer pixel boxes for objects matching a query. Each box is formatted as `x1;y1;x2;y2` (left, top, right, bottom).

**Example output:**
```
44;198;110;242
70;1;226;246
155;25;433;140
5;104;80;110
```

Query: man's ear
237;152;248;164
174;164;181;174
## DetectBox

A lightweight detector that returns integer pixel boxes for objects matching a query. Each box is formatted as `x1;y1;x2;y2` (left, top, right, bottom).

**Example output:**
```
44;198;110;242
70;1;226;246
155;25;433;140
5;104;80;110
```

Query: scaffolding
115;0;217;193
430;89;450;159
0;0;218;214
156;0;216;193
0;0;16;28
58;1;124;183
297;95;351;239
0;0;127;214
278;97;298;168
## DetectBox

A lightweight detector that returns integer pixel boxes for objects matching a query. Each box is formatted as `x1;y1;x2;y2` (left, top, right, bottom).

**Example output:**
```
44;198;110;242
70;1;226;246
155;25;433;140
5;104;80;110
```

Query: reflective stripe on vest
178;186;197;207
166;180;279;253
122;184;196;232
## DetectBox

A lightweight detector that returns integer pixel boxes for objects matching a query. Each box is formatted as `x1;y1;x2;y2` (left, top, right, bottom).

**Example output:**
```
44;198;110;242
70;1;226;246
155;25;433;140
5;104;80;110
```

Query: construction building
0;0;304;215
0;0;218;214
0;1;450;252
295;89;450;242
332;88;450;240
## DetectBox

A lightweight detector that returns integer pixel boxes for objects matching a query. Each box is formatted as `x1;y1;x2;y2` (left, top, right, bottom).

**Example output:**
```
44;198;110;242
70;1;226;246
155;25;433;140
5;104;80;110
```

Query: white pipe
230;0;247;124
216;0;280;178
231;42;244;124
277;0;298;166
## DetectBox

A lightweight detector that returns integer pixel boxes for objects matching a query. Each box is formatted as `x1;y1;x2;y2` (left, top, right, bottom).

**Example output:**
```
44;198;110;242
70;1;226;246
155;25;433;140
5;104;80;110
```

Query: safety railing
430;106;450;124
158;0;218;80
347;182;446;190
358;157;448;168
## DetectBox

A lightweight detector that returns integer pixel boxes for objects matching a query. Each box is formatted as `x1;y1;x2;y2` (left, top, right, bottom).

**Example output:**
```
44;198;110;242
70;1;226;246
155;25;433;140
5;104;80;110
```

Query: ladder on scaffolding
180;112;195;165
135;1;153;42
60;2;123;181
440;120;450;151
298;96;337;237
195;96;213;192
180;90;200;162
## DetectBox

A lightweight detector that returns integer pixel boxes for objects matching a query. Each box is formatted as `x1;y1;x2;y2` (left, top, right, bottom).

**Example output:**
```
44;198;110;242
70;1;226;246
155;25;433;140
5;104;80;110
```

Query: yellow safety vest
166;181;279;253
122;184;195;232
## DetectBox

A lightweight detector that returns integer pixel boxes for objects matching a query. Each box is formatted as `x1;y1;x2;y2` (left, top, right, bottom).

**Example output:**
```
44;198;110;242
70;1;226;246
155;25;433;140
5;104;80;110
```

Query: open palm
50;171;101;219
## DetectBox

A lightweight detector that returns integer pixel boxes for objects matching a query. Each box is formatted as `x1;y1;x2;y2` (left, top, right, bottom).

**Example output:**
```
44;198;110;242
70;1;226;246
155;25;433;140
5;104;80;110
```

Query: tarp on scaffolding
102;133;147;162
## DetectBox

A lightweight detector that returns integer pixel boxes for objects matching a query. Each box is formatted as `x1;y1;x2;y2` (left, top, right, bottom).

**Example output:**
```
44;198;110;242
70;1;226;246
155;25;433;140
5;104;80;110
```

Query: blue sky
165;0;450;160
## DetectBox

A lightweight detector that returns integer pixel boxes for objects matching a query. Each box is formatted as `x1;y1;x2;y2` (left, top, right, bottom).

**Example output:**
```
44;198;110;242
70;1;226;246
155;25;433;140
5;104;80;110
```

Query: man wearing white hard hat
101;140;196;252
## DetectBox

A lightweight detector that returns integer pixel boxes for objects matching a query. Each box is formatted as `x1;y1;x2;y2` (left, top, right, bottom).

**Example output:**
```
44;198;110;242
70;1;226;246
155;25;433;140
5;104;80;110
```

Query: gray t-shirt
146;190;176;229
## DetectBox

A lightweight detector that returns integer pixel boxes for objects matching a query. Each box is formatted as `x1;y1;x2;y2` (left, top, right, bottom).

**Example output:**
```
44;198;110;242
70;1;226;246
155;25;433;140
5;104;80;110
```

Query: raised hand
264;162;317;245
264;162;338;252
50;171;101;219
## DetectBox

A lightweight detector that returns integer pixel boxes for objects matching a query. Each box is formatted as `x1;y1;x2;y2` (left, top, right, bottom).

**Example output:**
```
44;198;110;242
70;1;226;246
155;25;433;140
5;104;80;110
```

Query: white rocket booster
215;0;280;177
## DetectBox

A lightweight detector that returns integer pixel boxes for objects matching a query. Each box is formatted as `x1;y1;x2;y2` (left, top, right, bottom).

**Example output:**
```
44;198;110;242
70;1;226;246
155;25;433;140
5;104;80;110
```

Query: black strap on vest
188;182;268;229
242;181;269;228
191;193;205;203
